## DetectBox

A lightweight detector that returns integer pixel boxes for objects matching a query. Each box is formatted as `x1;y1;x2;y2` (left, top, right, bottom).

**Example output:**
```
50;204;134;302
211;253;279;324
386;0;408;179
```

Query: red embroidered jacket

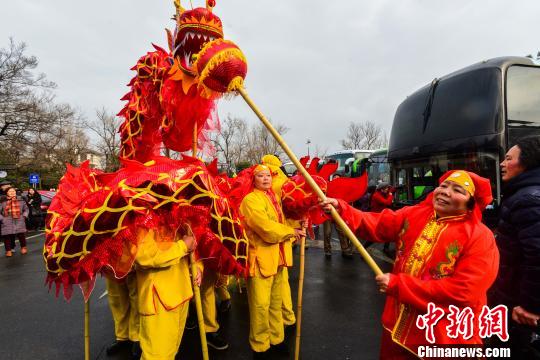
338;196;499;356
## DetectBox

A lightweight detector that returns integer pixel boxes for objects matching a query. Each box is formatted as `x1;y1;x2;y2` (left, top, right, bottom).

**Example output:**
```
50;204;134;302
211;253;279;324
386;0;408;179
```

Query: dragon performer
43;0;249;301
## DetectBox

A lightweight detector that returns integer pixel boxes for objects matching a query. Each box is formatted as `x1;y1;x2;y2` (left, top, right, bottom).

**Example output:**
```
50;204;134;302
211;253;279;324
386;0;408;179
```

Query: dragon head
173;0;224;76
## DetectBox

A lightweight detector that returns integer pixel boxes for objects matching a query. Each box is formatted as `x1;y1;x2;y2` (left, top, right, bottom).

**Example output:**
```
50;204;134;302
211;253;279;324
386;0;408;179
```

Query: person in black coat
25;188;43;230
490;136;540;357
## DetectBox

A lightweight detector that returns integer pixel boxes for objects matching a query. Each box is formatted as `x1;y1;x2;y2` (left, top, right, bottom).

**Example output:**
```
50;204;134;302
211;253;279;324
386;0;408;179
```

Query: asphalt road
0;232;393;360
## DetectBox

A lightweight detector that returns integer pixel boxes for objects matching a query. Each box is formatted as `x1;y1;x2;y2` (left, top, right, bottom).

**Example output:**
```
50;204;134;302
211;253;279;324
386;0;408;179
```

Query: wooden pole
192;123;198;157
294;235;306;360
191;254;209;360
237;87;383;276
84;300;90;360
190;123;210;360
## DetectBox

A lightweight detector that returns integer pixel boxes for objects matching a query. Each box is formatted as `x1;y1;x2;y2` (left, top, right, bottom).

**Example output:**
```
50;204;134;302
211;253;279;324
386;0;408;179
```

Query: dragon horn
206;0;216;11
174;0;185;15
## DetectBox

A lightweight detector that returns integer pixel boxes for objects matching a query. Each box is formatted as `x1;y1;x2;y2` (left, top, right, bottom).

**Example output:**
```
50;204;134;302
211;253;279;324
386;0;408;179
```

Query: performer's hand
512;306;540;327
183;235;196;253
194;267;202;287
319;198;339;213
375;273;391;293
294;228;306;241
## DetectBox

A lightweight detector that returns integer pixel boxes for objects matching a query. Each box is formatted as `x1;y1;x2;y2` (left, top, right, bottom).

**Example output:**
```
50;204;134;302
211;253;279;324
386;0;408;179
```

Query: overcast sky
1;0;539;157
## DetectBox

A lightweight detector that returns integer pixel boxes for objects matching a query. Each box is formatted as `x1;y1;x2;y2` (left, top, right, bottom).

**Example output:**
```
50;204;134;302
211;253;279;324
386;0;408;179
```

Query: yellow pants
215;275;231;301
201;270;220;333
281;267;296;326
106;273;139;342
247;267;285;352
139;298;189;360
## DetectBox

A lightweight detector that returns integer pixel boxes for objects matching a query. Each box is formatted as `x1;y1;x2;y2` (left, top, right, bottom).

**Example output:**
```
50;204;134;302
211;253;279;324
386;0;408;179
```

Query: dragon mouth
175;28;222;75
173;7;224;76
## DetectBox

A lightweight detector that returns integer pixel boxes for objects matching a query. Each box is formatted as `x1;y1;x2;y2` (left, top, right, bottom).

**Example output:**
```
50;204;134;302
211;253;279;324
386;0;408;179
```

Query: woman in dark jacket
0;187;29;257
25;188;42;230
490;136;540;357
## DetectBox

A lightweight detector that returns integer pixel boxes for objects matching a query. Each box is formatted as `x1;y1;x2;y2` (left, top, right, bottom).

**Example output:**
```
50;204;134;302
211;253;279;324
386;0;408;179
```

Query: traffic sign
29;173;40;184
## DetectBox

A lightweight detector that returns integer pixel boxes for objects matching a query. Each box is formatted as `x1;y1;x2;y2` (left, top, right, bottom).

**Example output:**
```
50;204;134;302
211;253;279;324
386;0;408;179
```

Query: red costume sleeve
337;199;405;243
386;225;499;312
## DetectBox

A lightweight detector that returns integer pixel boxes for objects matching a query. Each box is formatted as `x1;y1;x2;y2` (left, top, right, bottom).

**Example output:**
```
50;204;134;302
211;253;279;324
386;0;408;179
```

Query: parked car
38;190;55;214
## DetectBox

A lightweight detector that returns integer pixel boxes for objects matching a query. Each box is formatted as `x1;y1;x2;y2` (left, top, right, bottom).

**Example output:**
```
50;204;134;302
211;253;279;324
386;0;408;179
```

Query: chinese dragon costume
43;0;250;300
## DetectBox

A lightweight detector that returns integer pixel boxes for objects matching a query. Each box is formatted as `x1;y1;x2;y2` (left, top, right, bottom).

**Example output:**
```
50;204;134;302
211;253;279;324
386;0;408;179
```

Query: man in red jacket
322;170;500;358
364;182;394;256
370;183;394;212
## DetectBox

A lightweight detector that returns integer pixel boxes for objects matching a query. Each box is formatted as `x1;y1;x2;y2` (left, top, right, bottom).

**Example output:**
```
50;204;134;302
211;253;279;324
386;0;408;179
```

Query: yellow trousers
281;267;296;326
216;275;231;301
247;267;285;352
139;297;189;360
201;270;220;333
106;273;139;342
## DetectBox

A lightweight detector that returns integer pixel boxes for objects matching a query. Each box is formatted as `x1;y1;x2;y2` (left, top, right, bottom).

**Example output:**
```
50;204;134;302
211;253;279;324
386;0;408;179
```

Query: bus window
389;68;502;154
367;155;390;185
393;151;500;205
412;168;435;200
396;168;408;202
507;65;540;145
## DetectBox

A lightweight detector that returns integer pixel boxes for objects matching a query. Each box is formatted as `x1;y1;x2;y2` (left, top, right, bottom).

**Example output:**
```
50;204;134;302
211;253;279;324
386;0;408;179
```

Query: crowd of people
0;180;44;257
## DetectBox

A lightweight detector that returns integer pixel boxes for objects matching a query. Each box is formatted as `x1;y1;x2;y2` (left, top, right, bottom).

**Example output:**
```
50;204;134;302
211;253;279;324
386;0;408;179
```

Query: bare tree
212;115;247;174
379;130;389;149
313;144;328;158
0;38;56;139
341;122;363;149
245;122;289;165
212;116;289;173
85;107;121;171
0;39;91;187
341;120;387;150
55;126;91;166
7;100;79;163
362;121;383;149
